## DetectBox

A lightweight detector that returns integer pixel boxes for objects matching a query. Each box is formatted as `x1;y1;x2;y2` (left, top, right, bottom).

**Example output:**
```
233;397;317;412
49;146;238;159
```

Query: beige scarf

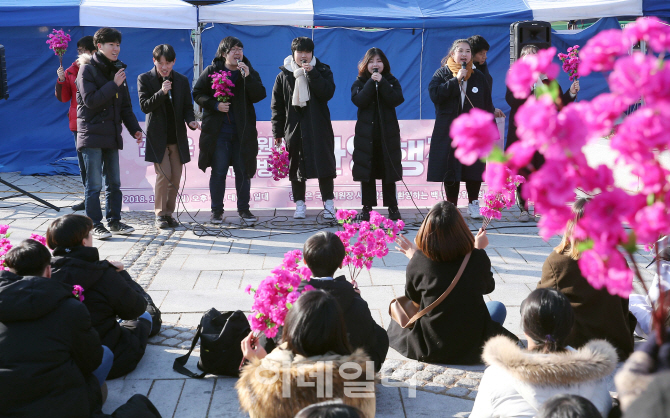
284;55;317;107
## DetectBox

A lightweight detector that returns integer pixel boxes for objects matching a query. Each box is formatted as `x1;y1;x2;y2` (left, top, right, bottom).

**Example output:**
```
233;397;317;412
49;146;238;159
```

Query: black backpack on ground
172;308;250;378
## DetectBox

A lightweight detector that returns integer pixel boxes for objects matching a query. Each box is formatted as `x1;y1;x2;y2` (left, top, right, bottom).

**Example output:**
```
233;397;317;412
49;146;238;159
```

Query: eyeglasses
229;47;243;53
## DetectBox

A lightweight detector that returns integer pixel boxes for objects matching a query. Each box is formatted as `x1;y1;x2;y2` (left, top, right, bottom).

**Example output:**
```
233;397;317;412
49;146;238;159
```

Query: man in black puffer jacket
47;215;160;379
0;240;105;417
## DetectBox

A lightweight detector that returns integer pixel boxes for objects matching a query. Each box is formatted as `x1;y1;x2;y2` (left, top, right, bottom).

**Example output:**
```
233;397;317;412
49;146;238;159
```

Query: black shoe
155;216;169;229
92;224;112;240
388;206;402;221
356;206;372;222
239;209;258;223
165;216;179;228
210;211;223;224
146;302;162;337
108;221;135;235
71;201;85;211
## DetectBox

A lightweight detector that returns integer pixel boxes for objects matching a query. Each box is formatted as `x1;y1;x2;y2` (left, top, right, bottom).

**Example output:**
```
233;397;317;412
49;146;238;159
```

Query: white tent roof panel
527;0;642;21
198;0;314;26
80;0;198;29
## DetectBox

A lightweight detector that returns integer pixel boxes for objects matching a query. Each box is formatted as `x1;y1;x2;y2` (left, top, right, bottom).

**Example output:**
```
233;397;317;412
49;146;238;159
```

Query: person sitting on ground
537;394;603;418
538;197;636;360
237;290;375;418
47;214;161;379
0;240;108;417
470;288;617;418
295;400;365;418
389;201;516;364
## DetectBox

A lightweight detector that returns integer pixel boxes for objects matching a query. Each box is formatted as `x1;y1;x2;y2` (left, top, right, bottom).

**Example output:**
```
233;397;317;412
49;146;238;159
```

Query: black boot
388;206;402;221
356;206;372;221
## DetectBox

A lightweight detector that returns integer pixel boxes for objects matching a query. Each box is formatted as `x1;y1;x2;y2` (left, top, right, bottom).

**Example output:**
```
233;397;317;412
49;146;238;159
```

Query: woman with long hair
505;44;580;222
236;290;375;418
351;47;404;221
471;288;617;418
427;39;494;219
537;197;636;359
389;201;515;364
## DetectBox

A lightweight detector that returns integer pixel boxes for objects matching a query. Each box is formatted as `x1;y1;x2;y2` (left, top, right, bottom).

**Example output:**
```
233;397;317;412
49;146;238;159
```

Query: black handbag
173;308;250;378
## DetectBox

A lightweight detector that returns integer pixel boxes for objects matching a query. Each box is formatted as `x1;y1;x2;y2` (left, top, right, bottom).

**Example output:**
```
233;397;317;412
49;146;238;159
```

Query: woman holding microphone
427;39;494;219
351;48;404;221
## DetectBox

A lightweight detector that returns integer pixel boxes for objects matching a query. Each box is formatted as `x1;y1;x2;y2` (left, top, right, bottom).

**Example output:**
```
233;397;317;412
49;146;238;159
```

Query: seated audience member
236;290;375;418
538;197;636;359
47;214;160;379
537;394;603;418
0;240;107;417
629;244;670;339
389;201;516;364
471;288;617;418
295;400;365;418
622;371;670;418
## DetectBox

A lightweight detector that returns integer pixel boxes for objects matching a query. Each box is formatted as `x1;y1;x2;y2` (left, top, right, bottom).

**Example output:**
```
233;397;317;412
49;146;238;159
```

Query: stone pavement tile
492;267;541;285
161;253;189;270
487;283;533;306
382;250;412;268
375;385;406;418
172;239;216;255
513;247;553;264
207;378;248;418
262;252;287;269
369;266;406;286
240;269;274;290
125;345;198;380
162;313;180;324
401;387;474;417
147;290;168;308
102;379;153;414
359;285;396;313
491;247;530;266
486;232;552;248
174;379;216;417
210;239;233;254
181;253;266;271
220;271;244;289
229;239;252;254
178;313;203;327
148;379;185;418
502;304;523;336
194;271;223;290
149;268;200;291
161;289;252;313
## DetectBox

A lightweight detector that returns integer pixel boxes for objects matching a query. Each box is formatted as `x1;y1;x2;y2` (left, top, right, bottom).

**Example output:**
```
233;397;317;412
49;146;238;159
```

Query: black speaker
510;21;551;64
0;44;7;100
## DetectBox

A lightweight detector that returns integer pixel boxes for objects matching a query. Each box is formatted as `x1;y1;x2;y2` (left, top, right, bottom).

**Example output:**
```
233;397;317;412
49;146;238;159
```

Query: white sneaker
294;200;306;219
468;200;482;219
323;199;336;220
519;210;530;222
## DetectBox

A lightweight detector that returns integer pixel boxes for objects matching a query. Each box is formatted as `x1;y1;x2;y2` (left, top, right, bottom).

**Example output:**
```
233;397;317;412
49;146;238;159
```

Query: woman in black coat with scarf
389;202;516;364
193;36;266;224
351;48;404;221
505;44;579;222
427;39;494;219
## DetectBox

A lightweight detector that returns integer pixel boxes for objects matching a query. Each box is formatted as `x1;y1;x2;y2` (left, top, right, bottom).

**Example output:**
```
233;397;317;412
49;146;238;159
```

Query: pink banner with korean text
119;118;505;211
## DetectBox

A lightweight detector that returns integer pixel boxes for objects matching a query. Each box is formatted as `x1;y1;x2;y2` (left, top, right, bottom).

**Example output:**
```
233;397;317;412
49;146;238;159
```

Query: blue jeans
73;132;86;187
486;301;507;325
92;345;114;386
81;148;122;226
210;134;250;213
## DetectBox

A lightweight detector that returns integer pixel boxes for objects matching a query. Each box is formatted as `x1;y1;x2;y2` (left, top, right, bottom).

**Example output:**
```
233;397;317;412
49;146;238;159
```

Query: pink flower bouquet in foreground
558;45;581;81
46;29;71;67
268;143;289;181
480;166;525;230
336;209;404;288
245;250;313;338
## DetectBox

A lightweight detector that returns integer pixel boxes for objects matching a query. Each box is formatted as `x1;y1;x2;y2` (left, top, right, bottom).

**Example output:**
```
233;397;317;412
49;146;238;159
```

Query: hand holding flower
241;332;266;361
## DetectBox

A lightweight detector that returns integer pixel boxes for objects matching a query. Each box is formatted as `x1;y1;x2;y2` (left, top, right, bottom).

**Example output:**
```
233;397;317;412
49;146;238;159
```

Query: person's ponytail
521;289;574;353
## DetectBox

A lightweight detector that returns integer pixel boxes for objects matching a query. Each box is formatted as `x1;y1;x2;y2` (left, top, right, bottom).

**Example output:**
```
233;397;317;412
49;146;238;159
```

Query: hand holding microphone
371;67;381;88
237;59;249;78
300;59;312;72
457;61;467;83
114;68;126;87
161;78;172;100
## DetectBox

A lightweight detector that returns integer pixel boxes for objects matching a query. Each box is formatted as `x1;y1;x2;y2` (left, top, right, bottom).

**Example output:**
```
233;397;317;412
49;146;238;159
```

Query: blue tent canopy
0;0;80;27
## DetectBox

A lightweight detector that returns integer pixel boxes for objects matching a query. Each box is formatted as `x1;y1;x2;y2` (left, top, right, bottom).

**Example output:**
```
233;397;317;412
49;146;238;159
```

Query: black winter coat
477;61;493;90
351;74;404;183
271;59;337;181
193;57;266;177
427;67;494;183
76;52;141;150
0;271;103;417
387;249;517;364
298;277;389;372
50;246;150;379
138;67;196;164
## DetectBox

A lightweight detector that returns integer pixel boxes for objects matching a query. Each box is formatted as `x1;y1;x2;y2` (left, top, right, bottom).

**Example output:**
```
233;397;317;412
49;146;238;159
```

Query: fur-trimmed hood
483;336;617;386
236;344;375;418
77;53;92;67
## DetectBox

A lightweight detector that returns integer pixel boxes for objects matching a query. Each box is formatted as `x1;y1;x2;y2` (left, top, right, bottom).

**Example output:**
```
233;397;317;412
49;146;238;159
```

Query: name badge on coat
472;87;479;93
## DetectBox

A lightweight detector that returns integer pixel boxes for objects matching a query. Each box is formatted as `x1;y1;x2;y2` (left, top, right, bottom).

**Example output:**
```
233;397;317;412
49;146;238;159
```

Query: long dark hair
357;47;391;78
521;288;575;353
415;201;475;262
282;289;352;357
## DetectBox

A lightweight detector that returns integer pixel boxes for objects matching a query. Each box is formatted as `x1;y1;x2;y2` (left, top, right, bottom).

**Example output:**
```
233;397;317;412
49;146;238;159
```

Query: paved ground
0;172;654;417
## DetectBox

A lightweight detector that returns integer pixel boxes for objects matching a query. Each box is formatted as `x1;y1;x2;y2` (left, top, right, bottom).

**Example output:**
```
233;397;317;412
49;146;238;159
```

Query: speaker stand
0;177;60;211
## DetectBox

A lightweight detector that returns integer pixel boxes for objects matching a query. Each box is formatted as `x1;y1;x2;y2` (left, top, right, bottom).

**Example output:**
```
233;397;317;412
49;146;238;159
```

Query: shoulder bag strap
406;251;471;326
172;324;207;378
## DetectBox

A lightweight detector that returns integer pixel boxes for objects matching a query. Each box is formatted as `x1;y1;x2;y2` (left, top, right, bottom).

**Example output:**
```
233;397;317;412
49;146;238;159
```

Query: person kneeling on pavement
48;214;162;379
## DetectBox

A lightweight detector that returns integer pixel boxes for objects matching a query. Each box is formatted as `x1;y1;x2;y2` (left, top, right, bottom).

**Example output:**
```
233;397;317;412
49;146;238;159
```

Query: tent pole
193;20;204;120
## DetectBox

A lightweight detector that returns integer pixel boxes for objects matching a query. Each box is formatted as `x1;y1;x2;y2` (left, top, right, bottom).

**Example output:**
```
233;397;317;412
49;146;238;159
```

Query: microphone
460;61;466;84
373;67;379;90
237;59;245;77
113;61;126;87
162;76;172;101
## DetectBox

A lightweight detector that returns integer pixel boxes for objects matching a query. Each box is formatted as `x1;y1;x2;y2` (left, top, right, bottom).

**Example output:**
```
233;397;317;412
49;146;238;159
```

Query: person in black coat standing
271;37;337;220
193;36;266;225
47;215;158;380
390;202;516;364
467;34;505;119
351;48;404;222
427;39;494;220
505;44;579;222
138;44;199;230
0;240;105;417
76;27;142;240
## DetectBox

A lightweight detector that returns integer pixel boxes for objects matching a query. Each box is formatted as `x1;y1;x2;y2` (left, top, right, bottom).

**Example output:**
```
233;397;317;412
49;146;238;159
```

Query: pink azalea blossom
515;95;558;151
579;248;633;298
624;16;670;54
268;144;289;181
506;47;559;99
579;29;631;76
483;162;509;195
558;45;581;81
608;53;668;104
29;234;47;246
629;202;670;245
450;108;499;165
0;225;9;235
505;142;536;170
72;285;85;302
